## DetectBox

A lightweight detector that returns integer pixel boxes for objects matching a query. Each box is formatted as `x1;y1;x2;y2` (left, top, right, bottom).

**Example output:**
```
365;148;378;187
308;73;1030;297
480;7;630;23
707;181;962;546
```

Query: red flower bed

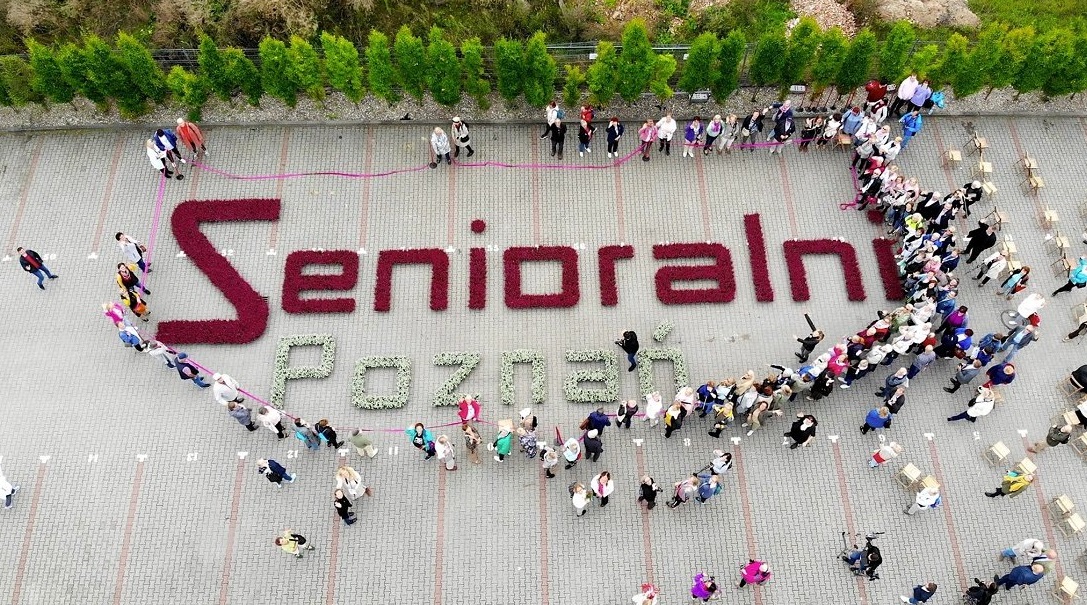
871;238;905;301
782;239;866;302
374;248;450;312
282;250;359;314
503;246;580;309
469;247;487;310
653;243;736;305
157;198;279;345
471;219;487;234
743;214;775;302
598;245;635;306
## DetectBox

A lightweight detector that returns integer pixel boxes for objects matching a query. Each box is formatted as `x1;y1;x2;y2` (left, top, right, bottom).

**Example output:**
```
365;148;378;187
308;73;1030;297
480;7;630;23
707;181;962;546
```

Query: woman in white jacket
947;385;996;423
643;391;664;426
571;482;591;517
655;111;677;156
974;251;1008;287
904;485;940;515
334;465;366;498
591;471;614;507
145;139;174;179
434;435;457;471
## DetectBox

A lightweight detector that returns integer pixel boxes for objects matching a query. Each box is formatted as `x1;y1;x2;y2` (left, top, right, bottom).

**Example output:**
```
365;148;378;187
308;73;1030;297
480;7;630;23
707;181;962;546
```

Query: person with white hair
999;538;1045;563
145;139;174;179
256;406;288;439
904;485;940;515
0;470;19;509
562;437;581;470
175;117;207;159
430;126;452;166
212;372;245;406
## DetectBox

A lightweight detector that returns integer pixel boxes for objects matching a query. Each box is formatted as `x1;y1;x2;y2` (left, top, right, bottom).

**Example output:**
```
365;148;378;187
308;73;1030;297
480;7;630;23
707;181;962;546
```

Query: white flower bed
563;349;619;404
269;334;336;408
351;355;412;410
500;350;546;407
652;320;675;343
432;352;481;407
636;347;689;396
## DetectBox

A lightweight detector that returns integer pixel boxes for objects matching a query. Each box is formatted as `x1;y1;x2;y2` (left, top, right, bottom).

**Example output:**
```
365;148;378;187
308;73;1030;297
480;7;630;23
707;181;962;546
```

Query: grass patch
968;0;1087;32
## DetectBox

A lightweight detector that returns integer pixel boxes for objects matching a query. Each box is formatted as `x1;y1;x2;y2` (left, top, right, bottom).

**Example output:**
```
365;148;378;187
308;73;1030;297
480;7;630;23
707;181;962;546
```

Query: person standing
590;471;613;507
583;429;603;462
571;482;591;517
115;233;151;273
768;116;794;155
947;385;996;423
906;345;936;379
548;119;568;160
1000;325;1037;362
663;402;686;439
668;474;699;508
965;578;998;605
257;458;295;487
638;119;658;161
256;406;288;439
406;423;436;460
0;470;19;509
900;582;937;604
860;406;893;435
450;117;474;158
655;111;676;156
491;422;513;462
994;563;1045;591
314;419;344;448
876;367;910;397
274;530;315;558
174;352;211;388
944;359;983;393
904;485;940;515
335;465;365;498
962;221;998;264
637;475;663;509
891;73;919;117
1028;424;1073;454
735;560;771;589
348;429;378;460
643;391;664;427
577;119;595;157
615;330;640;372
461;422;482;465
175;117;207;159
541;444;559;478
983;362;1016;389
431;127;452;166
682;116;704;158
605;117;624;158
695;472;722;504
212;373;245;406
540;101;560;138
516;427;538;460
985;470;1034;498
899;109;923;149
999;538;1044;563
145;139;174;179
16;247;58;290
998;266;1030;300
562;437;581;469
116;263;150;296
908;79;932;113
433;434;457;471
783;413;817;449
703;115;724;155
690;572;719;602
154;128;185;166
616;399;638;430
739;109;763;151
333;489;356;525
293;419;321;451
974;251;1008;288
227;401;258;432
795;330;824;363
1052;256;1087;297
869;441;903;468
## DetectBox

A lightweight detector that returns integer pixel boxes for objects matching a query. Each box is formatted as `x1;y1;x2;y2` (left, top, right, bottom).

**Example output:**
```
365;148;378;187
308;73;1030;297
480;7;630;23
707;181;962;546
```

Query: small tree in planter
878;20;915;84
617;20;657;102
321;32;364;103
394;26;427;102
117;32;166;105
809;28;847;108
563;64;586;108
712;30;745;102
366;30;397;104
522;32;557;108
198;35;231;101
955;24;1004;99
56;42;105;105
166;65;209;121
223;48;262;106
259;37;298;107
426;26;461;107
678;32;717;93
494;38;524;105
586;40;619;105
26;40;73;104
748;30;787;101
987;26;1033;97
780;17;820;99
461;37;491;109
84;34;145;117
834;28;877;106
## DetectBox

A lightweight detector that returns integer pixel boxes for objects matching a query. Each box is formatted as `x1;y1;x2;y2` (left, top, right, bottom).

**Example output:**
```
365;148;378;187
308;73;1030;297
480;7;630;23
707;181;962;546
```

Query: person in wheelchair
841;533;883;581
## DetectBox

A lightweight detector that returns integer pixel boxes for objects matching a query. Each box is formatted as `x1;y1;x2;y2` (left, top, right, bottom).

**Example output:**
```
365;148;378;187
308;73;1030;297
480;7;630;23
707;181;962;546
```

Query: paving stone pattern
0;117;1086;605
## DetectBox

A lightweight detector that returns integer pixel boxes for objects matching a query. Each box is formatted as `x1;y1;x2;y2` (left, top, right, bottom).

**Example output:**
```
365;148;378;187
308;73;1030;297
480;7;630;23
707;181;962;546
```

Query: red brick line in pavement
432;465;448;605
446;161;457;247
829;441;870;605
266;128;291;251
1005;120;1046;218
1018;436;1065;577
538;461;551;605
357;126;375;250
929;121;962;195
110;461;146;605
325;456;348;605
90;133;128;254
5;137;45;252
10;462;47;605
923;440;969;592
775;154;800;239
530;127;542;246
613;159;627;243
693;153;713;240
730;444;762;605
633;446;656;586
217;457;246;605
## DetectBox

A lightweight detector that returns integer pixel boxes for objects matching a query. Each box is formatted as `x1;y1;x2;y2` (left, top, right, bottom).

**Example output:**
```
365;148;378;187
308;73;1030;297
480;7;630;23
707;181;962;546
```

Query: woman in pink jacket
638;120;657;161
175;118;207;160
735;559;772;588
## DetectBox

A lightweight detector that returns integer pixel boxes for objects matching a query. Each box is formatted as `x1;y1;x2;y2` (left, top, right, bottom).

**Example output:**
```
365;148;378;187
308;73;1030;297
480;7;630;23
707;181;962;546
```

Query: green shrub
57;42;104;104
929;33;968;89
166;65;209;121
522;31;557;107
259;37;298;107
461;37;491;109
878;21;914;83
1016;31;1059;95
780;17;820;93
650;53;677;100
989;26;1033;92
617;20;656;102
494;38;524;104
1042;31;1080;97
810;28;847;97
26;40;74;103
678;33;717;92
321;32;364;103
289;35;324;102
712;30;745;101
116;32;166;104
955;25;1003;98
563;64;585;108
393;26;426;101
0;74;8;107
835;28;877;94
198;35;231;101
0;56;40;107
83;34;145;117
586;41;619;105
749;30;787;94
223;48;262;105
366;30;397;104
426;26;461;107
907;43;940;80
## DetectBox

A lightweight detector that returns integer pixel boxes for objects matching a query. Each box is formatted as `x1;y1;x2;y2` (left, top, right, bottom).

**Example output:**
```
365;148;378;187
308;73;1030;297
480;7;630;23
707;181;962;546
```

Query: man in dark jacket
583;429;603;461
616;330;640;371
962;221;998;264
16;247;58;290
587;407;612;434
794;330;824;363
548;119;567;160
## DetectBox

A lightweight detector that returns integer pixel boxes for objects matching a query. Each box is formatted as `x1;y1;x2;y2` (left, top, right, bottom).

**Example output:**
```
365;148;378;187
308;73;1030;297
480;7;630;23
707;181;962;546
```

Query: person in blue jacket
899;109;923;149
153;128;185;166
587;407;612;434
860;406;892;434
994;563;1045;591
405;423;436;460
1052;256;1087;297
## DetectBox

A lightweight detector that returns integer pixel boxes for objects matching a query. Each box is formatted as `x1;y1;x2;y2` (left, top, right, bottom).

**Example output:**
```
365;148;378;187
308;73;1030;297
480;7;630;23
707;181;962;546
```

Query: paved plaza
0;116;1086;605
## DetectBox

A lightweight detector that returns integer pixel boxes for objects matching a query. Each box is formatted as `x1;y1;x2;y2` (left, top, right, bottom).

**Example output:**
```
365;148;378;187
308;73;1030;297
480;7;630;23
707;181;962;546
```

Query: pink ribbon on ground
139;172;168;289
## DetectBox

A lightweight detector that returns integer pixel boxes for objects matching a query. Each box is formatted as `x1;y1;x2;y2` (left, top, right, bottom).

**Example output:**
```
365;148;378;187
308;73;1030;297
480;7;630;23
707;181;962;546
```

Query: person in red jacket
175;117;207;160
864;79;888;109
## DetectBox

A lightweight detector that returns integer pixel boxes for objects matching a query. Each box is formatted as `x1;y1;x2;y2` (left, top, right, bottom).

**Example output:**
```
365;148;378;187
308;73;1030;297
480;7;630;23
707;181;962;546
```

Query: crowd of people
9;81;1085;603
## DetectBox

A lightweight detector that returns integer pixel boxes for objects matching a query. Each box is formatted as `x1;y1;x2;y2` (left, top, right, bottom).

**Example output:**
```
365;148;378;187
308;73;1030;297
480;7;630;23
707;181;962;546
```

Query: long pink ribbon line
139;173;167;289
192;161;432;181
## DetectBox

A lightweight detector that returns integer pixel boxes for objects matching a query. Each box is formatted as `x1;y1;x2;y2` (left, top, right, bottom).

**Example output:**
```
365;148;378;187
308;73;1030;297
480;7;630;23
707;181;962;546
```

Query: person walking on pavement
450;117;474;158
0;470;19;509
145;139;175;179
314;419;344;448
682;116;704;158
947;385;996;423
548;119;568;160
461;422;482;465
795;330;824;363
631;583;659;605
695;471;722;504
16;247;58;290
1000;325;1037;362
876;367;910;397
890;73;919;118
906;345;936;379
644;391;664;427
435;434;457;471
540;101;560;139
655;111;676;156
583;429;603;462
783;413;817;449
616;399;639;430
900;582;937;603
212;373;245;406
175;117;207;160
899;109;923;149
983;362;1016;389
348;429;378;460
293;419;321;451
591;471;613;507
1052;255;1087;297
562;437;581;470
616;330;640;371
605;117;624;158
690;572;719;602
985;469;1034;498
256;406;288;439
962;221;998;264
174;352;210;388
275;530;315;558
541;443;559;478
1028;424;1073;454
638;475;663;509
735;560;771;589
998;538;1045;563
869;441;903;468
333;489;356;525
490;420;514;462
904;485;940;515
227;401;258;432
576;119;595;157
993;563;1045;591
966;578;998;605
257;458;295;487
944;359;983;393
860;406;893;435
116;263;150;296
431;127;452;166
586;406;612;434
663;402;686;438
115;233;151;273
406;423;436;460
571;482;591;517
667;474;699;508
335;466;367;499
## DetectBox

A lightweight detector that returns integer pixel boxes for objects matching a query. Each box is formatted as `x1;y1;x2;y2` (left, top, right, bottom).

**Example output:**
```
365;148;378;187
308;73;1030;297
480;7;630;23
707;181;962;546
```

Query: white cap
520;407;532;419
212;373;222;381
176;118;184;124
587;429;599;438
452;116;461;123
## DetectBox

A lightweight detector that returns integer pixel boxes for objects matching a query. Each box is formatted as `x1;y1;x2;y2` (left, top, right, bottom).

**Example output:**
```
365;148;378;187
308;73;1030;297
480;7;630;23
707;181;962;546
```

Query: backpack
568;482;577;497
930;91;946;108
556;108;566;120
